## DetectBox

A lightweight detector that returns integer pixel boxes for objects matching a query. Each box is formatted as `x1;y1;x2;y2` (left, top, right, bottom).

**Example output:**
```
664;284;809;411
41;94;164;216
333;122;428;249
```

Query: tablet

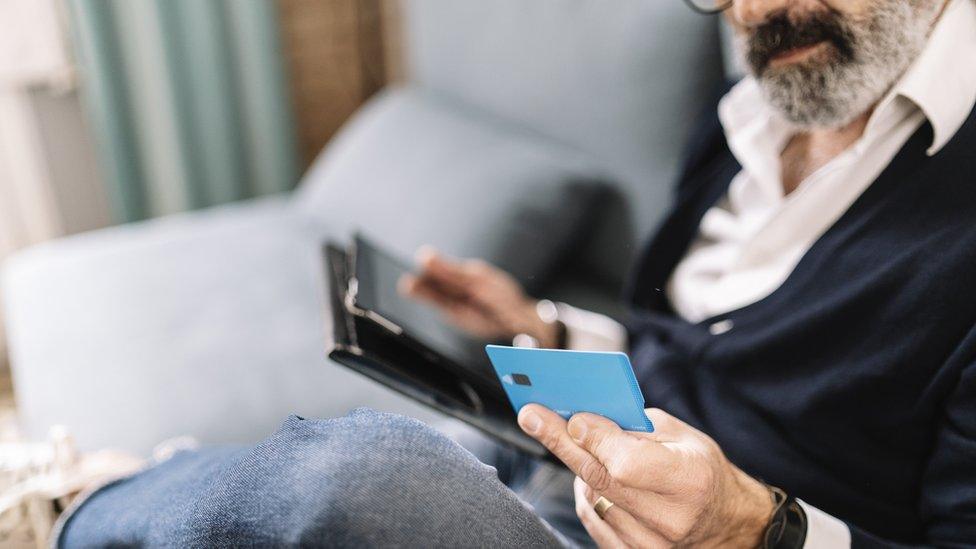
326;241;550;459
347;234;495;385
485;345;654;433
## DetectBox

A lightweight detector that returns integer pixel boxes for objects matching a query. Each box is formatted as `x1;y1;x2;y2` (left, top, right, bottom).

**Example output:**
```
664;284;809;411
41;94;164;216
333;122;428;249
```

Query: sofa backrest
401;0;726;288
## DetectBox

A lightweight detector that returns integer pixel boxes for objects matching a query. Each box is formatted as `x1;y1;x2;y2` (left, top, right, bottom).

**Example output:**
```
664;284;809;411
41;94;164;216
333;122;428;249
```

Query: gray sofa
2;1;724;454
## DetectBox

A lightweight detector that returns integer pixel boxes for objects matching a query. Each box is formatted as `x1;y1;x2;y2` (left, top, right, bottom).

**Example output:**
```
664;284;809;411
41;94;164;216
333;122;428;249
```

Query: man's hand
398;246;559;347
517;405;775;548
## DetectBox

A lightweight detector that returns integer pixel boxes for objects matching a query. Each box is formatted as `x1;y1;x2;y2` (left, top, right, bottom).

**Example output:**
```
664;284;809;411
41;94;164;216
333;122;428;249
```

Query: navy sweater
625;94;976;548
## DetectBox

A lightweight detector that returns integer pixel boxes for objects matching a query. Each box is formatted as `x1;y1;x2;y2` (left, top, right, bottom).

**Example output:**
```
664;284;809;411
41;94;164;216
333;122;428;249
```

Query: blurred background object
69;0;297;222
0;0;395;386
0;0;106;407
0;0;105;267
279;0;403;166
0;0;412;452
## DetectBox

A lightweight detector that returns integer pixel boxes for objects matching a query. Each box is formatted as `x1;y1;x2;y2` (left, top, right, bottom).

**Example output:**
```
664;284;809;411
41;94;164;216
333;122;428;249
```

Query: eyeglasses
682;0;733;15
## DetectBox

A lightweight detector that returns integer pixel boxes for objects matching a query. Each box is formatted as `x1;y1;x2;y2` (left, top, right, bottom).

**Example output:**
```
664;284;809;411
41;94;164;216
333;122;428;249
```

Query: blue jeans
57;409;589;547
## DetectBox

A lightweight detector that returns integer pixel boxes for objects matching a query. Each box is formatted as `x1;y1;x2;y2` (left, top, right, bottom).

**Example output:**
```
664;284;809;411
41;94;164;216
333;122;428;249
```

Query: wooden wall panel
277;0;402;168
380;0;405;84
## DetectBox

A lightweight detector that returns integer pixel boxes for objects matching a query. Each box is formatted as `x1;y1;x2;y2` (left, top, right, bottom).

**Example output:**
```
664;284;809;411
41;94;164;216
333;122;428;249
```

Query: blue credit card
485;345;654;433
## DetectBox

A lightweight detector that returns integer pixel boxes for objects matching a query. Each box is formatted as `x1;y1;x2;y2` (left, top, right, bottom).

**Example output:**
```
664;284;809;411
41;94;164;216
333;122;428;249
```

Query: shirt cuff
555;303;628;352
798;499;851;549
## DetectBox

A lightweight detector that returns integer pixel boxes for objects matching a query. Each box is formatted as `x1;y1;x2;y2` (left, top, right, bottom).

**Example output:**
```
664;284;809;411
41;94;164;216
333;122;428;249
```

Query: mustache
747;10;856;75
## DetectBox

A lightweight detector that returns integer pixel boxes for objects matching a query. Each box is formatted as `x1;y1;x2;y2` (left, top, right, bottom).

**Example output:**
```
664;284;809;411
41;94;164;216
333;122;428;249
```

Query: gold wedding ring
593;496;615;520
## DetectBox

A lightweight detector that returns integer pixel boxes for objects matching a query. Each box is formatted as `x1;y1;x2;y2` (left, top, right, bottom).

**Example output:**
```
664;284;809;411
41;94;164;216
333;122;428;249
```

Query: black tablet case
323;244;547;458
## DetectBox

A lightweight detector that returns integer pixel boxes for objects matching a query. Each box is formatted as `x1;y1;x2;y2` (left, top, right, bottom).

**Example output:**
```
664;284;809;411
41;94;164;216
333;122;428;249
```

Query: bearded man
57;0;975;547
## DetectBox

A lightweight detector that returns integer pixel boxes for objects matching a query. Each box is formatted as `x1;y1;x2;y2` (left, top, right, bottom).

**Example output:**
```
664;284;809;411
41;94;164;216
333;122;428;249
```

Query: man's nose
730;0;791;27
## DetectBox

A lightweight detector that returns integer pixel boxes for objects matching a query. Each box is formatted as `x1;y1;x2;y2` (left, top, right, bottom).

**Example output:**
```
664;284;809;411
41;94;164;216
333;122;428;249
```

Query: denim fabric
59;409;565;547
441;420;591;547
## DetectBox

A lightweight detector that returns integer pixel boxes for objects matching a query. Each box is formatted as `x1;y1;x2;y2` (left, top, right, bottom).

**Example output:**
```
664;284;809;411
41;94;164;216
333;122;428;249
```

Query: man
401;0;976;546
57;0;976;547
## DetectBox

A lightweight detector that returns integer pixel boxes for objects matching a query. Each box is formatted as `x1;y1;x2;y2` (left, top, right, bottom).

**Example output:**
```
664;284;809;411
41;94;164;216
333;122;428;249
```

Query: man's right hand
398;246;560;348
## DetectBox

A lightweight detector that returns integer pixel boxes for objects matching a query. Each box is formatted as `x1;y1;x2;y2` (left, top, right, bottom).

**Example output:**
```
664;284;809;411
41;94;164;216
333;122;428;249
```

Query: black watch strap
762;485;808;549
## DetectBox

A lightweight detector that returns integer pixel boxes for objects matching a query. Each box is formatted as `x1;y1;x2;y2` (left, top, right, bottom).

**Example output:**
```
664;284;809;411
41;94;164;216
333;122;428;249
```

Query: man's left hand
517;404;775;548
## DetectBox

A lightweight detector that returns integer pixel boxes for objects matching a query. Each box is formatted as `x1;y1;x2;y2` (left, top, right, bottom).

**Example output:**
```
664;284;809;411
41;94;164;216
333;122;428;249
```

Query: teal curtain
66;0;299;222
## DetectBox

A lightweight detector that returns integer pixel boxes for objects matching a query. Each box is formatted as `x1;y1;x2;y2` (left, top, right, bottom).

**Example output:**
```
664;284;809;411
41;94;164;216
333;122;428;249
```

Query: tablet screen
352;235;492;376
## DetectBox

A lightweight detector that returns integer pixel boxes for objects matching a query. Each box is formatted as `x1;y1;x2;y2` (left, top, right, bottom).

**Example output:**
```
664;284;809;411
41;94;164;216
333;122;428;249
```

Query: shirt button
709;319;734;336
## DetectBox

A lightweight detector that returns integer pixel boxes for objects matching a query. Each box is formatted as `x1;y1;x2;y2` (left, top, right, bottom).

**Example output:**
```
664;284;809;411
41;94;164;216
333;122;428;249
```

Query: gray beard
739;1;940;130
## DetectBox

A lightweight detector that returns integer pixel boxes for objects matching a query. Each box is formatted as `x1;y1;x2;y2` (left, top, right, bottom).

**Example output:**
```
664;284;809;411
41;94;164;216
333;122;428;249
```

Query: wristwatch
762;485;808;549
512;299;568;349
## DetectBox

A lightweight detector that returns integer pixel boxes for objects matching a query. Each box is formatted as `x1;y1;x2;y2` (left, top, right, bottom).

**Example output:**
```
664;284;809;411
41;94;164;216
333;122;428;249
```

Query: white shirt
558;1;976;546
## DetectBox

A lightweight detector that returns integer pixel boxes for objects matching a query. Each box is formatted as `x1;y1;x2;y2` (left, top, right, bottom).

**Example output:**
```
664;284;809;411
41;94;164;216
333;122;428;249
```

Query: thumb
568;413;674;488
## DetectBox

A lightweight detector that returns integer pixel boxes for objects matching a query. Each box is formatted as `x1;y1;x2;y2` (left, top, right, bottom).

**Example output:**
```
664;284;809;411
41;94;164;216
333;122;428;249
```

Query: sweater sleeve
848;359;976;548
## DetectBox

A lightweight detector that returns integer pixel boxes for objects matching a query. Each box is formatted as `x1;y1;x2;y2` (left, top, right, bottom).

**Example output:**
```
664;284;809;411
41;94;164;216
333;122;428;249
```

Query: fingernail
519;410;542;435
568;417;587;443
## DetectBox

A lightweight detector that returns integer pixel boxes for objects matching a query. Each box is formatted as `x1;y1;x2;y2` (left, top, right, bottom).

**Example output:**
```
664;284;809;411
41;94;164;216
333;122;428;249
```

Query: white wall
27;88;110;236
0;91;62;257
0;0;111;361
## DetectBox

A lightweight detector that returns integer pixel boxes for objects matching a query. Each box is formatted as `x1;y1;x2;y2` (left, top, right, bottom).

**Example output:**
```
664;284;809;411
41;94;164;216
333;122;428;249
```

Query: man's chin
753;59;860;129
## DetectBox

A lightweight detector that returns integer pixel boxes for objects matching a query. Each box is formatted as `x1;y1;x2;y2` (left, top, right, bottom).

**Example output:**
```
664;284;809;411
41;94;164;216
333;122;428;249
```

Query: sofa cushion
294;87;610;293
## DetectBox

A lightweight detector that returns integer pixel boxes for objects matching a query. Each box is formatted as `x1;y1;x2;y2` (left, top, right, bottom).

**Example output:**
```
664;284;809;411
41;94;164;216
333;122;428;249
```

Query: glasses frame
682;0;733;15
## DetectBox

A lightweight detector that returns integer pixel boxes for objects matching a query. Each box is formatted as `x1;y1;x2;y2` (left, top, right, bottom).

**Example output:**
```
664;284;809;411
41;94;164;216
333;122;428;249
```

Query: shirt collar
892;0;976;156
720;0;976;165
719;78;792;201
